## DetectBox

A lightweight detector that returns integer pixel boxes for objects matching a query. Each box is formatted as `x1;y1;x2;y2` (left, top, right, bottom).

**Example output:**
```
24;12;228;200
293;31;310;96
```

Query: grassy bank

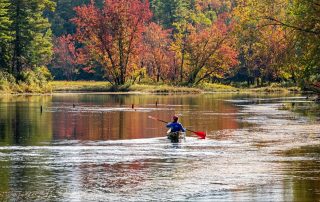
50;81;202;93
50;81;113;92
1;79;302;94
197;83;239;92
50;81;301;94
246;86;301;93
0;83;53;94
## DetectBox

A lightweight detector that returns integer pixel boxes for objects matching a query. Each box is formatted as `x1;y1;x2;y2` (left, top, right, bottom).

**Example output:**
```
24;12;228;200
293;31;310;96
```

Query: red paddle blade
194;131;206;139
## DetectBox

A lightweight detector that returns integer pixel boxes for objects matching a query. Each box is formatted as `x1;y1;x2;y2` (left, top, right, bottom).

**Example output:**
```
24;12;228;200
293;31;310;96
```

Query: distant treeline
0;0;319;90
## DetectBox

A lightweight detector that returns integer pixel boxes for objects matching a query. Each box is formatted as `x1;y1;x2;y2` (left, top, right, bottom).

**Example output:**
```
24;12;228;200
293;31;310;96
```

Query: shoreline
49;81;301;94
0;88;305;96
0;81;308;95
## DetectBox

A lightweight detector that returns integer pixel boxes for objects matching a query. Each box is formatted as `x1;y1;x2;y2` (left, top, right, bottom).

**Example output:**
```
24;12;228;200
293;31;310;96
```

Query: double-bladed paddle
148;116;207;139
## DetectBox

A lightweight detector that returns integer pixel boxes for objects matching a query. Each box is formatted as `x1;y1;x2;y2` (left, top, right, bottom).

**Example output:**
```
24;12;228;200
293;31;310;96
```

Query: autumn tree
142;23;175;83
234;26;291;85
72;0;152;85
166;0;237;85
232;0;293;85
183;15;238;84
53;34;83;80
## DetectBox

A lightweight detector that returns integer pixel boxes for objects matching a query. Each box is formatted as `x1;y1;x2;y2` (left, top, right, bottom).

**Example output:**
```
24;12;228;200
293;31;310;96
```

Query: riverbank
50;81;301;94
0;80;303;94
50;81;202;94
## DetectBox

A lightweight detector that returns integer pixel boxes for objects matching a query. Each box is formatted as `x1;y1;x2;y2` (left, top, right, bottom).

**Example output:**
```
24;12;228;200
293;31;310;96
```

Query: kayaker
166;115;186;142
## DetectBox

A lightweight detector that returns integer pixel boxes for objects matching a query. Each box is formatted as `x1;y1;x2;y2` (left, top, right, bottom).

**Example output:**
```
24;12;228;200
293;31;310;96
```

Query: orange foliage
141;23;176;82
72;0;152;85
184;14;238;84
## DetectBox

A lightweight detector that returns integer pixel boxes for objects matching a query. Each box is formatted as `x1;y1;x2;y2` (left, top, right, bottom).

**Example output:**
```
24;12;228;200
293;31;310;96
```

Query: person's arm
180;124;186;132
166;122;172;128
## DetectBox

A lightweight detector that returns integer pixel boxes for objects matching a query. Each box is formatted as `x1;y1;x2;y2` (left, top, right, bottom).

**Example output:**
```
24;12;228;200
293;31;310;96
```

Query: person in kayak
166;115;186;142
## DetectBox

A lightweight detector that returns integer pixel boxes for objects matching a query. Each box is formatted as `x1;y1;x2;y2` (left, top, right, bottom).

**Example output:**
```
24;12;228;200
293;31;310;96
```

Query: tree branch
263;17;320;35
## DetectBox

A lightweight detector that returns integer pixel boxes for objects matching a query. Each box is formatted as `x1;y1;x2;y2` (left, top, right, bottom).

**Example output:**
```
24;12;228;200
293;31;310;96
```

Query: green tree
47;0;91;36
150;0;191;29
289;0;320;87
10;0;55;76
0;0;12;71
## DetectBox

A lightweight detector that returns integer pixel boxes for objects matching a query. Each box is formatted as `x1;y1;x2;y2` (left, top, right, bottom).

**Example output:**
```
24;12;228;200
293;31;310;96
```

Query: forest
0;0;319;92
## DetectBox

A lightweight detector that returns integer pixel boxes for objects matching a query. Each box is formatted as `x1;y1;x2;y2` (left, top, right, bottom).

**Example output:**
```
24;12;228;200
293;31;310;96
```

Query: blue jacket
166;122;186;132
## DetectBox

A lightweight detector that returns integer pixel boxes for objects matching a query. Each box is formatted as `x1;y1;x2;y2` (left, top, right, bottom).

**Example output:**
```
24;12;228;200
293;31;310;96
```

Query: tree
233;0;319;89
169;0;237;84
53;34;83;80
142;23;175;82
72;0;152;85
183;15;238;84
0;0;12;71
232;0;294;85
10;0;55;76
47;0;92;36
288;0;320;87
149;0;190;29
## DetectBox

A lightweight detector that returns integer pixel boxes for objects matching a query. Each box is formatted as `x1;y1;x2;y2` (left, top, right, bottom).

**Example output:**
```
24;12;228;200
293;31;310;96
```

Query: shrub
0;70;16;92
0;66;53;93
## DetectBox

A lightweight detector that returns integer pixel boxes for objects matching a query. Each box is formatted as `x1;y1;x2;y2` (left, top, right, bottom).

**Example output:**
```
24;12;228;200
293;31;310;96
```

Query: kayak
149;115;206;139
167;130;186;143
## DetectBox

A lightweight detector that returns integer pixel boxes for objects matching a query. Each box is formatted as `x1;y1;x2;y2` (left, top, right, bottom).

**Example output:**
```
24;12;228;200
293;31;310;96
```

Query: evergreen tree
10;0;55;75
0;0;12;71
47;0;91;36
150;0;190;29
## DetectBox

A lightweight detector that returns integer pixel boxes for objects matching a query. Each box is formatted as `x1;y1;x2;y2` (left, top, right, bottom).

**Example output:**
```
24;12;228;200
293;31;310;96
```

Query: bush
20;66;52;85
0;70;16;92
0;66;53;93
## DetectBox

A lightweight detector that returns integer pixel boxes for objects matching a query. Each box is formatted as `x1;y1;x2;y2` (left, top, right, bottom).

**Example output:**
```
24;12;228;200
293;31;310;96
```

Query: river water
0;93;319;201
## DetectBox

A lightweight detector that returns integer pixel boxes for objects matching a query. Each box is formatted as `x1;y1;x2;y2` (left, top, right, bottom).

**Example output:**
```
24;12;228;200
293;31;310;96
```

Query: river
0;93;319;201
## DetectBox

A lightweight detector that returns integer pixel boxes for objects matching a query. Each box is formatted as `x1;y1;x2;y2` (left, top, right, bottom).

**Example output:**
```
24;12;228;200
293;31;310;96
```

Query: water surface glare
0;94;319;201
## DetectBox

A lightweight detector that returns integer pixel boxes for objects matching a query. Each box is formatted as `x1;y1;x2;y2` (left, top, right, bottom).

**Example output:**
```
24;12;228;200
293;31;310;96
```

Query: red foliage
184;14;238;83
71;0;152;85
141;22;176;82
53;34;83;80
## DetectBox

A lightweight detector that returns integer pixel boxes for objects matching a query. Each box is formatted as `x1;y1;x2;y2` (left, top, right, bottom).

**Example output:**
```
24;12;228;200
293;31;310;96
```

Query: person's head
172;115;179;122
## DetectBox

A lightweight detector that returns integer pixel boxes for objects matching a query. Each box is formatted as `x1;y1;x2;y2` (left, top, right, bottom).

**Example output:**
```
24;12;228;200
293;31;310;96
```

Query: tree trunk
187;69;200;85
180;50;185;83
157;64;161;83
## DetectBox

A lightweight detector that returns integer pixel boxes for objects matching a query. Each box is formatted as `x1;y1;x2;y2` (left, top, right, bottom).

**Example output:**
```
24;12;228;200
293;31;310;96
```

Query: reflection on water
0;93;319;201
0;95;53;146
0;94;242;142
